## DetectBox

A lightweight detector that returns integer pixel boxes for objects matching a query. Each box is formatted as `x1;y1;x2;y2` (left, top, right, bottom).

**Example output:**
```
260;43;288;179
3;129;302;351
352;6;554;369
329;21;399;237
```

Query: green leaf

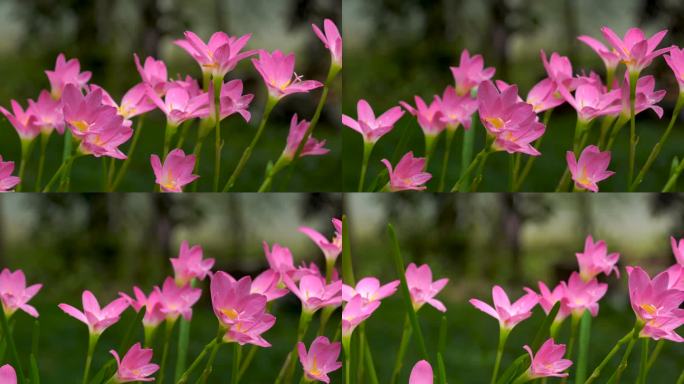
28;354;40;384
437;352;447;384
495;354;529;384
575;311;592;383
531;302;561;350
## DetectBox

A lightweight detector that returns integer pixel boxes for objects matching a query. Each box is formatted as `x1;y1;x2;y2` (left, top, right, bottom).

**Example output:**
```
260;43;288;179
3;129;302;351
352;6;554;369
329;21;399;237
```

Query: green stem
174;280;196;382
363;336;379;384
628;71;639;187
257;155;290;192
605;321;643;384
59;129;73;189
677;369;684;384
636;338;649;384
438;128;457;192
460;113;477;186
575;311;592;384
158;319;176;384
450;146;491;191
231;343;241;384
212;77;223;192
605;116;628;151
43;155;77;192
514;109;552;191
357;324;366;383
491;328;510;384
389;316;412;384
111;116;144;191
176;331;222;384
631;94;684;191
1;312;24;383
358;142;374;192
343;336;352;384
197;340;222;384
561;314;580;384
222;97;278;192
556;116;587;193
584;330;634;384
17;139;35;192
275;310;313;384
237;345;258;381
645;339;664;373
35;132;51;191
424;134;439;170
662;157;684;192
163;121;179;157
82;333;100;384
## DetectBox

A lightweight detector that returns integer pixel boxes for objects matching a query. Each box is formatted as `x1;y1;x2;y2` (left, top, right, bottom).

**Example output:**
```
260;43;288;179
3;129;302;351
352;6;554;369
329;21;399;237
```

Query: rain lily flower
297;336;342;384
216;79;253;122
28;90;65;134
299;218;342;264
671;236;684;265
567;145;615;192
578;35;622;73
170;240;215;285
170;75;202;98
250;269;289;302
45;53;92;99
470;285;538;330
400;96;447;137
154;277;202;322
409;360;433;384
618;74;666;119
61;85;121;139
0;99;41;141
541;51;576;89
600;27;670;74
342;99;404;143
438;86;478;129
150;149;199;192
0;365;16;384
381;152;432;192
312;19;342;67
0;268;42;318
561;272;608;317
666;264;684;291
146;84;210;126
282;114;329;160
58;290;129;335
450;50;495;96
405;263;448;312
284;275;342;314
342;277;399;303
252;50;323;100
92;83;157;120
664;47;684;92
109;343;159;382
263;242;297;281
537;282;571;324
627;266;684;341
223;311;276;347
521;338;573;380
134;54;168;96
495;79;564;114
558;82;622;122
0;157;21;192
119;287;165;329
174;31;255;78
342;294;381;338
78;116;133;159
576;235;620;280
210;272;268;327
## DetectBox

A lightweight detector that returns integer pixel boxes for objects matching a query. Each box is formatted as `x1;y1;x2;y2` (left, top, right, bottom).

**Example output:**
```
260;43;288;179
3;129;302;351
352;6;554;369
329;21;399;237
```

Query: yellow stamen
641;303;657;315
484;117;505;129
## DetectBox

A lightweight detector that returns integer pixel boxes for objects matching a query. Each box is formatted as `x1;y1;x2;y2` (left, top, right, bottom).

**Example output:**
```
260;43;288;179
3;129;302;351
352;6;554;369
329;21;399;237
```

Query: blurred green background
342;0;684;191
0;0;341;192
345;193;684;383
0;193;343;383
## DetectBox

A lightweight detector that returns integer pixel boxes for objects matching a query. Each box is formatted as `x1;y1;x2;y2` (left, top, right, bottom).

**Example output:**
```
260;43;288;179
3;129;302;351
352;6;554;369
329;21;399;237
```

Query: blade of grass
575;310;592;383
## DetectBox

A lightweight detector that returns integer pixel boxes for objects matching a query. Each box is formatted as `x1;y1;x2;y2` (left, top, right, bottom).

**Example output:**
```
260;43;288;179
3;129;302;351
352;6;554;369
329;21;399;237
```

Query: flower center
641;303;657;315
221;308;239;320
72;120;89;132
485;117;505;129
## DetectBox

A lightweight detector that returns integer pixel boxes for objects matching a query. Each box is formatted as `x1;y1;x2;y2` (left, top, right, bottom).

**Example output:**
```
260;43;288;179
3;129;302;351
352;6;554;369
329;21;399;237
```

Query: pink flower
282;114;329;160
110;343;159;382
134;54;168;96
400;96;446;137
576;235;620;280
251;269;289;302
297;336;342;384
92;83;157;120
541;51;576;90
409;360;433;384
342;99;404;143
437;86;478;129
252;50;322;100
299;218;342;264
470;285;538;330
284;275;342;313
210;272;268;327
342;277;399;303
664;47;684;92
537;282;571;323
150;149;199;192
312;19;342;67
58;290;129;335
263;242;297;281
0;268;42;318
342;294;381;338
567;145;615;192
618;74;666;119
146;84;210;126
0;365;16;384
558;82;621;122
0;99;41;141
477;81;545;156
78;117;133;159
61;85;119;139
169;75;202;98
664;263;684;291
523;338;573;379
45;53;92;99
381;152;432;192
215;80;253;122
0;157;21;192
627;266;684;341
406;263;448;312
561;272;608;317
223;311;276;347
577;35;622;71
119;287;165;328
27;90;65;134
170;241;214;285
450;50;495;96
523;79;566;113
154;277;202;322
671;236;684;265
174;31;255;78
600;27;670;74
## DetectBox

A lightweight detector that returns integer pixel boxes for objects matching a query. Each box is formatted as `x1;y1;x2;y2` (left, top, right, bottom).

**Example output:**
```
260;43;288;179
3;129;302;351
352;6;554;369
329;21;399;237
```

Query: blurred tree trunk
139;0;162;57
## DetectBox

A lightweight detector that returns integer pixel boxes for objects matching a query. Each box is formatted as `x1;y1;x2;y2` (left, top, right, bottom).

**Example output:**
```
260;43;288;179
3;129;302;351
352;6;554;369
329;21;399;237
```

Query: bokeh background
0;0;341;191
0;193;343;383
342;0;684;191
345;193;684;382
